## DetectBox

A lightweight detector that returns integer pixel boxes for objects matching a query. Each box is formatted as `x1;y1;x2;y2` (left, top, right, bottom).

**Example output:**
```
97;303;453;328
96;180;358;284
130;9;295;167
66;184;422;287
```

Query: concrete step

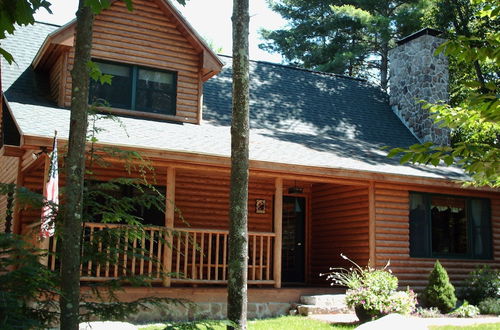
300;294;348;306
296;294;353;316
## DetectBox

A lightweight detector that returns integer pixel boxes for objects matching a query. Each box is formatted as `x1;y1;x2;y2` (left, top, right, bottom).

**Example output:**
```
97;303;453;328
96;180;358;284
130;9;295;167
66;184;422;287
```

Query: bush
322;254;417;322
415;307;442;318
478;298;500;315
461;266;500;305
449;301;480;318
0;233;60;329
423;260;457;313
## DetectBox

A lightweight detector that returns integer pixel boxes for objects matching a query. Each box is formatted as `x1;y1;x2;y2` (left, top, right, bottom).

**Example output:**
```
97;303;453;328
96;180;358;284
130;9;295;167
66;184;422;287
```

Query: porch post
163;167;176;287
39;154;50;266
273;177;283;288
368;181;376;267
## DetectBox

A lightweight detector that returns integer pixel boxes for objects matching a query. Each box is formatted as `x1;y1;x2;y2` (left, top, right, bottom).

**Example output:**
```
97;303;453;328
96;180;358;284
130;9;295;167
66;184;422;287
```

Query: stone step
296;294;353;316
300;294;348;307
297;304;352;316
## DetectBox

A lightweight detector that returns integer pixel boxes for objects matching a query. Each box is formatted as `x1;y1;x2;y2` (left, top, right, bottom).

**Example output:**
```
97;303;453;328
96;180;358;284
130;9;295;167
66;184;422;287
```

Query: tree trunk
59;1;94;329
228;0;250;329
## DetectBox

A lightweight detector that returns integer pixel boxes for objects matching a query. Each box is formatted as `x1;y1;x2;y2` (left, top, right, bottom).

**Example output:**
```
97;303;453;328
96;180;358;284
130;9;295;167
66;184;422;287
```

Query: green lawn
430;324;500;330
138;316;357;330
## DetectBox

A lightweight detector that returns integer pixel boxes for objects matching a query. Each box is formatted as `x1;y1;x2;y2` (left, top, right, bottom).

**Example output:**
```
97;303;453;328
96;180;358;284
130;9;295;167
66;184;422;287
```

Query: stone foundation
124;301;291;323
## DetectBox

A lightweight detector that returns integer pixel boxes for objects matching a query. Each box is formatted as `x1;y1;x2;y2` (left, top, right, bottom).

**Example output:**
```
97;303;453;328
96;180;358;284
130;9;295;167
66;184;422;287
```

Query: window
409;192;492;259
89;60;176;116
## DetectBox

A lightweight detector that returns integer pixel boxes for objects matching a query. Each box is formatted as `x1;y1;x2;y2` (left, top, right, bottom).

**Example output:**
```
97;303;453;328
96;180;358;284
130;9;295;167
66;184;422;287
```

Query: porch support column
273;177;283;288
368;181;376;267
39;154;50;266
163;167;176;287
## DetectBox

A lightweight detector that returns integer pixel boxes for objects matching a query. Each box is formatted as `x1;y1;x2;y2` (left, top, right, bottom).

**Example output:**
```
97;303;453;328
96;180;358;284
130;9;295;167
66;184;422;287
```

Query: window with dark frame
409;192;492;259
89;60;177;116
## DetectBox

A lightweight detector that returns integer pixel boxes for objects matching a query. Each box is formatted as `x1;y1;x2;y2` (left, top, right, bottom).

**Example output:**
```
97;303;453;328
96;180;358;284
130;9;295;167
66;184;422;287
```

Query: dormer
31;0;223;124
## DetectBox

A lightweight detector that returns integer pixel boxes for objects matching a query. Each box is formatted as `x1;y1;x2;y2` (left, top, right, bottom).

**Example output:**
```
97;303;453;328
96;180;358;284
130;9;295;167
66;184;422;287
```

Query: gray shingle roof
1;22;466;181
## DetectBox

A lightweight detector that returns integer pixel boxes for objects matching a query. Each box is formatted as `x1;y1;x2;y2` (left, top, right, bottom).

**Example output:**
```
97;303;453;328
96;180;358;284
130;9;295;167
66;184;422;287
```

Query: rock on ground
356;314;427;329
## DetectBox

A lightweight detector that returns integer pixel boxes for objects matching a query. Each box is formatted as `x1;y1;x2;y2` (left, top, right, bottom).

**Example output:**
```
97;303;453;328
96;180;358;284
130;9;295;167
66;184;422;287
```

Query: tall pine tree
228;0;250;328
260;0;428;90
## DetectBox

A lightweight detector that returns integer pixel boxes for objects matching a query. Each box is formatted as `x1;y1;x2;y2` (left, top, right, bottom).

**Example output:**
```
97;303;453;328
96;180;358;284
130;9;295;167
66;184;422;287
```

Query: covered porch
30;157;374;288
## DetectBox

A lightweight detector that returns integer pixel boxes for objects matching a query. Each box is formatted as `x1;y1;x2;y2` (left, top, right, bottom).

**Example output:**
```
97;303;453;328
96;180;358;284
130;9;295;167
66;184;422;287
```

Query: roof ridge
34;20;62;28
217;54;367;82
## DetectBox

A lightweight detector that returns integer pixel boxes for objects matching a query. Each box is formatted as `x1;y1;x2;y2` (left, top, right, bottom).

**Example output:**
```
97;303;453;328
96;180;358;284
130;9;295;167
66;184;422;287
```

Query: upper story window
89;60;177;116
409;192;492;259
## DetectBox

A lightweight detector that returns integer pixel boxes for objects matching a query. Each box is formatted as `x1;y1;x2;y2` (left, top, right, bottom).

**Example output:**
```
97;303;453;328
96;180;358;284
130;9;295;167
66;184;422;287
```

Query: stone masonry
389;29;450;145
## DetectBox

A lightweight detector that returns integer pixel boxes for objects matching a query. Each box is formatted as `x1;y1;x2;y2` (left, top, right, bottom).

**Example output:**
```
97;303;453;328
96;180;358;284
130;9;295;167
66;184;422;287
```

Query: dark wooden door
281;196;305;283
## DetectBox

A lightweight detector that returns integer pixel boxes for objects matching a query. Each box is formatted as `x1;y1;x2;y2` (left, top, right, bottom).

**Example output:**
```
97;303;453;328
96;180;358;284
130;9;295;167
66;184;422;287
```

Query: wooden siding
17;164;276;234
310;183;370;285
0;156;19;232
374;182;500;290
60;0;203;123
175;169;274;233
48;54;64;104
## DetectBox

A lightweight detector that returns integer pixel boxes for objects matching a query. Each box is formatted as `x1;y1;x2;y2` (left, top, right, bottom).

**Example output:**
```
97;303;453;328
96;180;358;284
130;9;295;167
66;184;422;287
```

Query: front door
281;196;305;283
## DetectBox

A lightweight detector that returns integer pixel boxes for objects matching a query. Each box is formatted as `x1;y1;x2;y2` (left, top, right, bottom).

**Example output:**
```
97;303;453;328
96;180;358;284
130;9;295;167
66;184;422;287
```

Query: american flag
41;133;58;238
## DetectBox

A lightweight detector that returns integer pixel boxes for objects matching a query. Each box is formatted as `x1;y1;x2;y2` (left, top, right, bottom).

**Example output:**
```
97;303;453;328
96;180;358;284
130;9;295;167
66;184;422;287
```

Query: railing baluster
156;229;162;279
215;233;220;281
87;226;94;276
139;230;145;276
259;235;264;281
114;230;120;278
96;228;102;278
184;231;189;278
148;230;154;276
222;233;227;281
266;236;271;280
123;229;129;276
131;233;137;276
105;233;110;278
252;235;256;281
199;232;204;280
176;232;181;279
191;232;196;279
207;233;212;281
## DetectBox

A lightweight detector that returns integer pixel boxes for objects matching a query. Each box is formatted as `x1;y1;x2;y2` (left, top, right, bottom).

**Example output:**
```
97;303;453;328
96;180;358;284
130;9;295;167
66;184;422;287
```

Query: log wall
374;182;500;290
0;156;19;232
175;169;275;233
49;54;64;104
59;0;203;123
309;183;370;285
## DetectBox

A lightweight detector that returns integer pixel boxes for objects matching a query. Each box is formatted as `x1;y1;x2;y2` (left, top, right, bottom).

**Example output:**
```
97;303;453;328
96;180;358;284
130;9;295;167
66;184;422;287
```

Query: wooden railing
47;223;276;285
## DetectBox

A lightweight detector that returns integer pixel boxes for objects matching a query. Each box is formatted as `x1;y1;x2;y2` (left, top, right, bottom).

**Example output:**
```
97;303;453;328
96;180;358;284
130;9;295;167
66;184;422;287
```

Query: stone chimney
389;28;450;145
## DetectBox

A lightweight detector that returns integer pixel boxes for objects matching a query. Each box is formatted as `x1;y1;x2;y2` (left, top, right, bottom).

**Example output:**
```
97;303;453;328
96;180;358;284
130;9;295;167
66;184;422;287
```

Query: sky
33;0;287;63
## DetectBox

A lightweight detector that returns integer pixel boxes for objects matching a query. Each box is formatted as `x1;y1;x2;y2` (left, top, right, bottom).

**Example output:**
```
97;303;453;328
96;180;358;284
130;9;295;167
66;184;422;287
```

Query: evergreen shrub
461;265;500;305
478;298;500;315
423;260;457;313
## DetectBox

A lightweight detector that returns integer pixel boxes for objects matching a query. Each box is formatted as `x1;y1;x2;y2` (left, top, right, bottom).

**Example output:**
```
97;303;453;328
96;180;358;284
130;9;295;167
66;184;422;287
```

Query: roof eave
32;19;75;70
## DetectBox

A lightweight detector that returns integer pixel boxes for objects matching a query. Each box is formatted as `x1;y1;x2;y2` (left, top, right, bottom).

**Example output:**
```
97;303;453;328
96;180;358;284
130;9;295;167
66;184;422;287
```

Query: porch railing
47;222;276;285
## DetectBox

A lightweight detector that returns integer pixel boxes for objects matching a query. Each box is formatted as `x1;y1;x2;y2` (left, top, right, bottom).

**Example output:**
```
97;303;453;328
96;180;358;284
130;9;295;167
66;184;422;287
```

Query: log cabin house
0;0;498;319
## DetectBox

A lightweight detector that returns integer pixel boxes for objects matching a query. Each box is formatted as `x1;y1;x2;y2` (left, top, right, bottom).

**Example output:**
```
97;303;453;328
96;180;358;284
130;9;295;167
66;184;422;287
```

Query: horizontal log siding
310;183;370;285
61;0;202;123
0;156;19;232
48;54;63;103
374;182;500;290
174;169;274;232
